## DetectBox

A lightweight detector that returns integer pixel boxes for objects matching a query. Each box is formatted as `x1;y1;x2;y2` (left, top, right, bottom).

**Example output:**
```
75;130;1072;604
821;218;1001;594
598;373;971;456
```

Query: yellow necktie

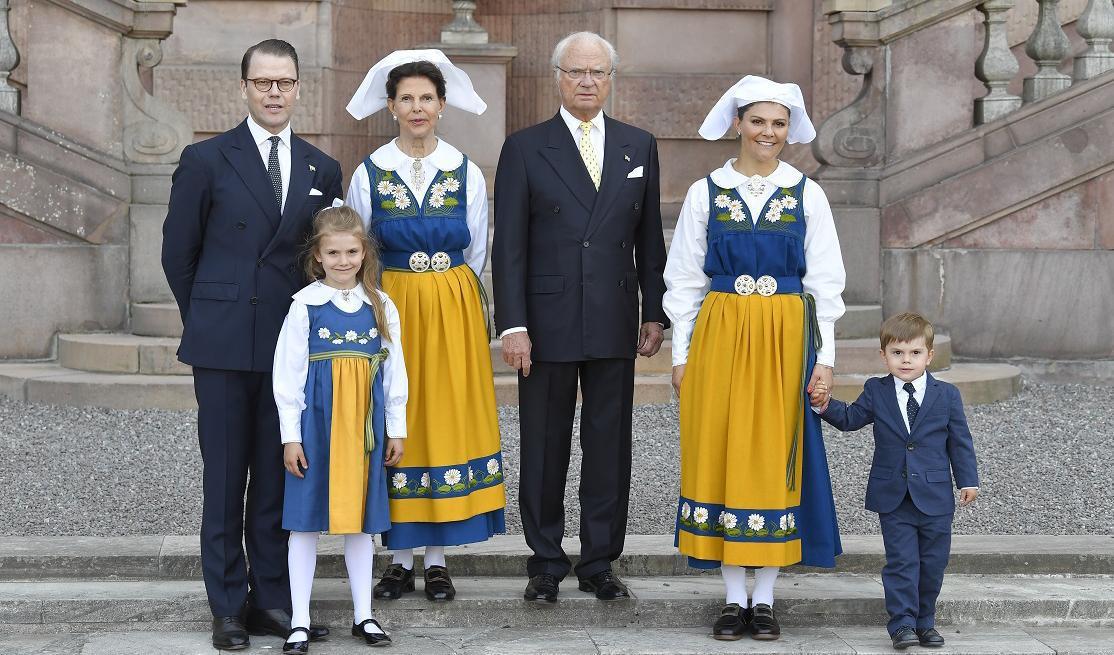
579;121;601;190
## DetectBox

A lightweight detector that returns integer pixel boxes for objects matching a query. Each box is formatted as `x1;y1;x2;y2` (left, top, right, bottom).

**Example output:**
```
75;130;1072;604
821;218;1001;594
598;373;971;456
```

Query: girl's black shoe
424;565;457;601
749;603;781;640
712;603;751;640
283;627;310;654
352;619;392;647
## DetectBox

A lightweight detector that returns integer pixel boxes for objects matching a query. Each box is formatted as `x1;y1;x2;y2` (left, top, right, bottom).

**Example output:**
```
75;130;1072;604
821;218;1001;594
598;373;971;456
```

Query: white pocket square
627;166;644;179
309;188;323;196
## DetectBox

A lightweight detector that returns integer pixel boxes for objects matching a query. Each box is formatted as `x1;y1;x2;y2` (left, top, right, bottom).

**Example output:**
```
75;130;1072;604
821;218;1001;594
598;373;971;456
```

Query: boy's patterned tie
267;135;283;211
903;382;919;427
579;121;601;190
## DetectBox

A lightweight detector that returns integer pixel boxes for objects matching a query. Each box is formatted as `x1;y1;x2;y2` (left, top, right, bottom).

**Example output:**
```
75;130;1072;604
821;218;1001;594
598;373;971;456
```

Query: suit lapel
880;374;911;437
584;116;633;239
221;121;282;227
912;374;942;436
262;134;313;259
538;114;597;213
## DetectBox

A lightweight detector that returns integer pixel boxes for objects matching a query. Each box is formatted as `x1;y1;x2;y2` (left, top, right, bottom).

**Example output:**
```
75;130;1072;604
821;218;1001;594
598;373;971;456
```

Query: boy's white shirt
663;159;846;367
345;138;490;278
273;281;408;444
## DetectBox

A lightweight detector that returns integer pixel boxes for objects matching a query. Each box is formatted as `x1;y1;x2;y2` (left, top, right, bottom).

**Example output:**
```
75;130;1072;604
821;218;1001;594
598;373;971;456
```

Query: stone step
0;361;1021;410
3;535;1108;581
6;626;1110;654
835;304;882;340
57;333;190;376
4;575;1112;634
130;302;182;338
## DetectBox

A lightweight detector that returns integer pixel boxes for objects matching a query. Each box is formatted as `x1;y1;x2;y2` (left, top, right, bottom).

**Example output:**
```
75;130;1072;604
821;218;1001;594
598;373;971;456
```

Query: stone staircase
2;534;1111;653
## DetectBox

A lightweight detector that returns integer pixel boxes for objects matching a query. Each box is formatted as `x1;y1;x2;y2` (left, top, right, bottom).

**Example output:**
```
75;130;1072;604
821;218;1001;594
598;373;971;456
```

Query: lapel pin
309;164;316;172
624;154;630;162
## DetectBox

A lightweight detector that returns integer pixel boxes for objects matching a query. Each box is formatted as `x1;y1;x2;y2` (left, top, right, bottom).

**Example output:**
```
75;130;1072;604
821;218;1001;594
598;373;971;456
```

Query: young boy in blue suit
812;312;979;650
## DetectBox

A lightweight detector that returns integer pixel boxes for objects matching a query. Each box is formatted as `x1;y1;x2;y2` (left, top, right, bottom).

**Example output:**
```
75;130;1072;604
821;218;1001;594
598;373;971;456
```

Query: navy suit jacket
492;113;668;362
161;120;343;372
821;374;979;516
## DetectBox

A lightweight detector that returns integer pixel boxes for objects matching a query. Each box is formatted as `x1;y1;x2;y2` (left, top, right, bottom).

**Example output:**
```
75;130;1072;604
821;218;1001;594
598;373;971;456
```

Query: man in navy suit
813;313;979;650
161;39;342;650
492;31;668;603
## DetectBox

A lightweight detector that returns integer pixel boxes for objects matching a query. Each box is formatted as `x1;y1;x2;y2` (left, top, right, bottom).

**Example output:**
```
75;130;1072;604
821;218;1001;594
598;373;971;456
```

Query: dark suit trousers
518;358;635;580
878;494;953;634
193;367;290;617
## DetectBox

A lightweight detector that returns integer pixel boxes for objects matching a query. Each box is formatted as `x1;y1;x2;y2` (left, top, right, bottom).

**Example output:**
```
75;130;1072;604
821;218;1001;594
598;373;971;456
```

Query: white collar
709;159;803;190
293;280;374;306
560;106;605;135
893;371;928;395
246;115;292;148
370;138;463;172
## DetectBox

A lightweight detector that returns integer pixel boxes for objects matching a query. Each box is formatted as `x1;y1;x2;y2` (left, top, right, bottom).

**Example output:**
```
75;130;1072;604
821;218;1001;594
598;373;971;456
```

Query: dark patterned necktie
903;382;919;427
267;135;282;210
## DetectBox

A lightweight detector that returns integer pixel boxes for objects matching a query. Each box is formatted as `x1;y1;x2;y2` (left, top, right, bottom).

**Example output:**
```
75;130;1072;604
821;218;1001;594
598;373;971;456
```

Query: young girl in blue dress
273;205;409;652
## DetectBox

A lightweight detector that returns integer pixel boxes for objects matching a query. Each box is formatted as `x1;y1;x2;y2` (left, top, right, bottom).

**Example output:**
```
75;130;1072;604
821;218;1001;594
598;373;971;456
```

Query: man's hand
502;331;533;378
284;443;308;479
637;322;665;357
959;487;979;507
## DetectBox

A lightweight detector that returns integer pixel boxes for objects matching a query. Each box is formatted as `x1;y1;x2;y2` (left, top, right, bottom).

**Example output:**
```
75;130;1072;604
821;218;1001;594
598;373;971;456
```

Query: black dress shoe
283;627;310;654
523;573;560;603
374;563;416;599
211;615;250;650
424;564;456;601
749;603;781;640
712;603;752;641
577;570;630;601
352;618;392;647
891;626;919;649
245;607;329;641
916;627;946;647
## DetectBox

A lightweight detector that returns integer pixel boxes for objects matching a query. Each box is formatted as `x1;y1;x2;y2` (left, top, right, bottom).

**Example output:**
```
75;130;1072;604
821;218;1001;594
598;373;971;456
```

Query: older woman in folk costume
664;76;846;641
345;50;504;602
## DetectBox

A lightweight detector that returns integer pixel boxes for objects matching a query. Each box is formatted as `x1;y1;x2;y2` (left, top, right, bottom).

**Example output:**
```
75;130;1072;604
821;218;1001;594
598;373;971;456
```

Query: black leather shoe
712;603;751;640
749;603;781;640
352;618;392;647
424;564;456;601
577;570;630;601
523;573;560;603
211;615;250;650
245;608;329;641
374;563;416;599
283;627;310;654
891;626;919;649
916;627;946;647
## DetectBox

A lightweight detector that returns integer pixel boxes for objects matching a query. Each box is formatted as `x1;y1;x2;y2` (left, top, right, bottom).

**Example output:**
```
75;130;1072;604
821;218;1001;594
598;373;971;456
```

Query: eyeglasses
246;78;298;93
555;66;613;82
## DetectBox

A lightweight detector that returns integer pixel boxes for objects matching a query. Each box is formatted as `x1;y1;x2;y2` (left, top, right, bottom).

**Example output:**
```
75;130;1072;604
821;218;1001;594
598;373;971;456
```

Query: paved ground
1;382;1111;537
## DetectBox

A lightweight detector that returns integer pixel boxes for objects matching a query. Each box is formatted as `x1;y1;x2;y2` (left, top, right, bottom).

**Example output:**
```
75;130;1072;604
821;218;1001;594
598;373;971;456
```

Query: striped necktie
578;121;601;190
267;135;282;211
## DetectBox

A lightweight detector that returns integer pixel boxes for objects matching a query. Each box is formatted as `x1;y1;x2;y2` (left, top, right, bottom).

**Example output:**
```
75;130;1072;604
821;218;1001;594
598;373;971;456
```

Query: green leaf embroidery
715;212;733;222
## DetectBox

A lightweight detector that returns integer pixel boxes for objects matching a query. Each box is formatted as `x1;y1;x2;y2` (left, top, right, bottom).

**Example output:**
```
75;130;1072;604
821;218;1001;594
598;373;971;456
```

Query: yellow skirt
381;266;505;525
677;292;808;567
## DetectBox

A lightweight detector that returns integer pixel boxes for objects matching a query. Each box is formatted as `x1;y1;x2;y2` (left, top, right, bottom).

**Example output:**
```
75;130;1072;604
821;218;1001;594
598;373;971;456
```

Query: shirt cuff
815;320;836;368
499;326;528;338
279;408;302;444
671;321;694;366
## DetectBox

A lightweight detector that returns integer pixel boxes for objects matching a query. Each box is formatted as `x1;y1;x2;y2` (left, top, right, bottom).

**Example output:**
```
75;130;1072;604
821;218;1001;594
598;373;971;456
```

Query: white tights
288;532;384;643
390;545;446;569
720;565;780;607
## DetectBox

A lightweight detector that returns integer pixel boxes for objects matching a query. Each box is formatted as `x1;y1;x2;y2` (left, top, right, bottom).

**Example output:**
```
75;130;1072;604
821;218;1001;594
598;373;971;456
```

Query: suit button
620;240;627;248
632;202;640;211
553;206;560;214
256;259;264;268
250;296;259;305
288;264;297;274
907;443;915;451
583;241;590;248
236;221;246;230
901;470;907;479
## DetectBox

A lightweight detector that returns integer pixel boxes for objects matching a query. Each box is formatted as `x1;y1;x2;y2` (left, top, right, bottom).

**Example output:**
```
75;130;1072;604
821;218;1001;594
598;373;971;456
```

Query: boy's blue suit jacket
821;373;979;516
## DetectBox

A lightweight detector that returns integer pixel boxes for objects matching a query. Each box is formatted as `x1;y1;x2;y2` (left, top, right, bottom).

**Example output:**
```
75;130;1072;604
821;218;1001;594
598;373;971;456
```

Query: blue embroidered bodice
307;301;383;359
362;157;471;261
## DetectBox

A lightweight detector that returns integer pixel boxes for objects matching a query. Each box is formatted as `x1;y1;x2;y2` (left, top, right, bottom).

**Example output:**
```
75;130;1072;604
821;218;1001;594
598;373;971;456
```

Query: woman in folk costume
664;76;846;641
345;49;504;603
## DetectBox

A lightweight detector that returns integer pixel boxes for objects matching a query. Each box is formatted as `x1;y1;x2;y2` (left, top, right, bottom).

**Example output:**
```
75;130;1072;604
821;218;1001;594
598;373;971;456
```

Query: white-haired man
492;31;668;603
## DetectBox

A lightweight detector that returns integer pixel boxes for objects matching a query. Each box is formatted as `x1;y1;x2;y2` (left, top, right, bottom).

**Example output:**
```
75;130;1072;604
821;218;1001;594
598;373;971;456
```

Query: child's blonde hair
879;312;934;350
304;206;390;342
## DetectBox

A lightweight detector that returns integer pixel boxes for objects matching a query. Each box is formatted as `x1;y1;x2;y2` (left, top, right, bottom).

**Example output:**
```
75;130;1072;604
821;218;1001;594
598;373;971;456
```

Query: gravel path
1;382;1111;537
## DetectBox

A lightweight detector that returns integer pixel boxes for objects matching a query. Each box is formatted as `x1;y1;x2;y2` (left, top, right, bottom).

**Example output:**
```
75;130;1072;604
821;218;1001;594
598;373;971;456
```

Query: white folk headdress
346;49;487;120
698;75;815;144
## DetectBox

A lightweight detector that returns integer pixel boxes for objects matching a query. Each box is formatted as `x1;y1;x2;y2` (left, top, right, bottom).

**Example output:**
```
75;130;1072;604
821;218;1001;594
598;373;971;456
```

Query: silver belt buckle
430;251;452;273
408;251;430;272
756;275;778;296
733;274;756;296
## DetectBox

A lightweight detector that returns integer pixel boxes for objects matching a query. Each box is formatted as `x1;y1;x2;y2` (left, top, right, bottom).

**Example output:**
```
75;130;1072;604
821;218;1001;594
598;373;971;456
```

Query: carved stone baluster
441;0;487;45
1073;0;1114;80
1023;0;1072;102
975;0;1022;123
813;44;886;168
0;0;19;114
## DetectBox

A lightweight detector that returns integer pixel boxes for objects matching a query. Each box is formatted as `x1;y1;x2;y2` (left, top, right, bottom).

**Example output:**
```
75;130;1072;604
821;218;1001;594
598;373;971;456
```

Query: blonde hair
303;206;390;342
879;312;934;350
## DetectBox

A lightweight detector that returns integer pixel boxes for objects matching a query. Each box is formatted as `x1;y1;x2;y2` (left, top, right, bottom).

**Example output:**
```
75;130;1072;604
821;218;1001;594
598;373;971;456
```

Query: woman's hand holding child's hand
284;443;308;479
384;438;404;467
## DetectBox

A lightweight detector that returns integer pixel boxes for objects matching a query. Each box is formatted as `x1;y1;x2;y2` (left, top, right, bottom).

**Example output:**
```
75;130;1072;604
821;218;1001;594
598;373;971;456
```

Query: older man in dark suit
162;39;342;650
492;31;668;603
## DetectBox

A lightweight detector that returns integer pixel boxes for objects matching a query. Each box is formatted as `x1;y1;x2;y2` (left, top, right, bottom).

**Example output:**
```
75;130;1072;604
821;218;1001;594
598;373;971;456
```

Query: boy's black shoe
711;603;751;640
916;627;946;647
524;573;560;602
891;626;919;649
749;603;780;640
352;619;392;647
374;563;416;599
211;615;249;650
424;565;456;601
